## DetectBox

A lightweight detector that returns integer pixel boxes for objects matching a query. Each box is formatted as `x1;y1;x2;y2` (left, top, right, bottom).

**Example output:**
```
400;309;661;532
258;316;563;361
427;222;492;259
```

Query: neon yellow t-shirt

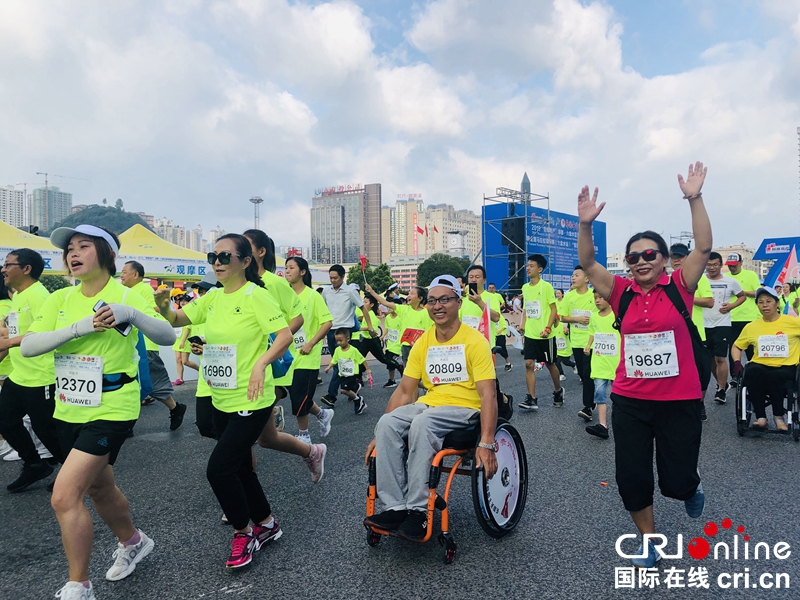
9;281;56;388
522;279;556;339
0;299;13;377
397;304;434;347
589;311;620;381
291;286;333;371
384;312;403;355
262;271;303;386
405;323;495;411
562;288;597;348
555;299;572;357
192;322;211;397
129;281;166;352
733;315;800;367
330;344;365;377
30;278;153;423
694;275;711;342
183;282;288;413
173;325;191;352
728;269;761;323
459;290;502;339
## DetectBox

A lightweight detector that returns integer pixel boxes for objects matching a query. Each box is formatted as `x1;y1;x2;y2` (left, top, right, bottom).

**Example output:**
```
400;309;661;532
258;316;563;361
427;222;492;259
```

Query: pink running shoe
226;531;256;569
252;520;283;550
172;379;185;386
303;443;327;484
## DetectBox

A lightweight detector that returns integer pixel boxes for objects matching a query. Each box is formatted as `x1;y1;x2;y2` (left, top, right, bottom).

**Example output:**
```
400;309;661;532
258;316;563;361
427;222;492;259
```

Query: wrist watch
478;441;498;451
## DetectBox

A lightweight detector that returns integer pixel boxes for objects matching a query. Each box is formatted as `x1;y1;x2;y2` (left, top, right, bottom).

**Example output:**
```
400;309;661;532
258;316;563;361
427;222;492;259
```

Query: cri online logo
616;518;791;561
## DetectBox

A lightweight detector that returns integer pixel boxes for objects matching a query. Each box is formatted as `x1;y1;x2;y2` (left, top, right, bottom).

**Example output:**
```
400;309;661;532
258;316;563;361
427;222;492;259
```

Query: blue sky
0;0;798;253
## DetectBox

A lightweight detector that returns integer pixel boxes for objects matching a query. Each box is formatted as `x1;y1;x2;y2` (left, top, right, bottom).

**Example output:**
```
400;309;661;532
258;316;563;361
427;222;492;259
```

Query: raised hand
577;186;605;224
677;161;707;198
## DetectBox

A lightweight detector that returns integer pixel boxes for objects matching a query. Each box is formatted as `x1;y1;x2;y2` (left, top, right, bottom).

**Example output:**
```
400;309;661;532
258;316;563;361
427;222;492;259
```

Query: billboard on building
755;237;800;285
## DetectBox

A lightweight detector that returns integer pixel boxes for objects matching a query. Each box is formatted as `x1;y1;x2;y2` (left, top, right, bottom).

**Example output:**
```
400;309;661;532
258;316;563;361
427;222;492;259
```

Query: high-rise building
0;185;25;228
189;225;204;252
310;183;382;265
29;186;72;230
278;245;310;259
134;212;155;228
207;226;226;252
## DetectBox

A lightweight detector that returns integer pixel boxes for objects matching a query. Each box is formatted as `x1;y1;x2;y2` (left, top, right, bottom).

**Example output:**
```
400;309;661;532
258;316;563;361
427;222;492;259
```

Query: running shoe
631;539;662;569
578;407;593;422
518;395;538;411
364;509;408;532
316;377;323;386
7;461;54;493
572;366;578;375
585;424;609;439
303;443;327;483
504;364;512;372
141;396;156;406
169;402;187;431
172;379;185;386
700;403;707;422
0;439;11;455
226;531;256;569
320;394;337;408
105;530;154;581
3;449;20;462
684;482;705;518
221;513;229;524
252;520;283;549
714;387;727;404
559;374;567;381
553;388;565;407
54;581;96;599
396;510;428;541
382;379;397;388
354;396;367;415
295;432;312;446
317;408;334;438
274;406;285;432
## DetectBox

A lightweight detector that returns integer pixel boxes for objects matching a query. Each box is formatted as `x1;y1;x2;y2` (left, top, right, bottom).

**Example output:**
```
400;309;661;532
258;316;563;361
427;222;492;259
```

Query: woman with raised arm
577;162;712;569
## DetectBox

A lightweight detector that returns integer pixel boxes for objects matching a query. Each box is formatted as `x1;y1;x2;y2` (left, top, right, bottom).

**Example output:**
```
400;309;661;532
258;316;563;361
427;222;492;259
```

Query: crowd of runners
0;162;799;598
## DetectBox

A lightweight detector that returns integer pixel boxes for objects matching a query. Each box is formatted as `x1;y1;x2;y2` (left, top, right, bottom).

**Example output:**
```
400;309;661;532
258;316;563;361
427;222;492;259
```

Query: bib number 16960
203;365;233;378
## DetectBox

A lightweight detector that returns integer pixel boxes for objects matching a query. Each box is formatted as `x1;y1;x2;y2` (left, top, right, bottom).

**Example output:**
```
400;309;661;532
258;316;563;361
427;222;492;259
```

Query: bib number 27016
623;331;679;379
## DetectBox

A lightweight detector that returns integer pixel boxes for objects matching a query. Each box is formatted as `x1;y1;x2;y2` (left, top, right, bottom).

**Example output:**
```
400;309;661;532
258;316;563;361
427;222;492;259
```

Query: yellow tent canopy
0;219;67;275
117;224;209;281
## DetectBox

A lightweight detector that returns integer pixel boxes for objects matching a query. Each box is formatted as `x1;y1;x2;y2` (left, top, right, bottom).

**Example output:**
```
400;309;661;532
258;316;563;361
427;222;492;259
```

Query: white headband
51;224;119;255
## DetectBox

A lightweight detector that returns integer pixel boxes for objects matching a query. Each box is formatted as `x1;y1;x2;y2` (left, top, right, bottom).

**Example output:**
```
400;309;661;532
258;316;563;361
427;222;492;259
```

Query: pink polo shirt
608;269;701;401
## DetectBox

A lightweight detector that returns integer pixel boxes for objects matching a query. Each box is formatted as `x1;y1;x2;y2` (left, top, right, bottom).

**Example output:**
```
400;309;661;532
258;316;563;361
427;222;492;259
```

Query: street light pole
249;196;264;230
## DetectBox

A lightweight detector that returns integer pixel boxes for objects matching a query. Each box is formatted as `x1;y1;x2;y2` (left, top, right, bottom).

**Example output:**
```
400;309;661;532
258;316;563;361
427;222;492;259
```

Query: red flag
359;254;368;271
433;225;439;233
415;225;424;235
477;300;491;343
776;246;798;287
424;224;429;237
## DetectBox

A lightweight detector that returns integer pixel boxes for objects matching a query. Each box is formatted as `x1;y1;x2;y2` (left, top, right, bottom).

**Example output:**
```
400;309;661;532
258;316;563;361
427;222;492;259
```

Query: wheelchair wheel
366;529;382;547
735;373;751;436
438;532;456;564
471;422;528;539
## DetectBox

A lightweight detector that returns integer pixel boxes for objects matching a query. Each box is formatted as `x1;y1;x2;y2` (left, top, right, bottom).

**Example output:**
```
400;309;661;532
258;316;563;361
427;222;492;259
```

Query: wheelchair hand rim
477;425;525;529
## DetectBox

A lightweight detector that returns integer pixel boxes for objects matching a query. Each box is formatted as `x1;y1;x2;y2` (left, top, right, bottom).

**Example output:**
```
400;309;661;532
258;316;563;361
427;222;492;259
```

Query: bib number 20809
425;344;468;384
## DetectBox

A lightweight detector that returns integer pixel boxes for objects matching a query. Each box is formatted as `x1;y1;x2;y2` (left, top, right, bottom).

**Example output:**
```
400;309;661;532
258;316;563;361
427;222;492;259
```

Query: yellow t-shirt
522;279;557;339
129;281;167;352
405;323;495;411
182;282;288;413
193;322;211;397
291;286;333;371
262;271;303;386
694;275;712;342
562;288;597;348
0;299;13;377
728;269;761;323
8;281;55;387
733;315;800;367
397;304;434;347
459;290;502;339
330;344;365;377
589;311;621;381
555;299;572;357
30;279;153;423
384;311;403;355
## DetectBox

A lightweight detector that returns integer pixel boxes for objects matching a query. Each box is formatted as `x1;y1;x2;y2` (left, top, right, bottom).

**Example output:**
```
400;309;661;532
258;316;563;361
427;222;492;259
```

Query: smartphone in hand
468;282;478;295
92;300;133;337
188;335;205;345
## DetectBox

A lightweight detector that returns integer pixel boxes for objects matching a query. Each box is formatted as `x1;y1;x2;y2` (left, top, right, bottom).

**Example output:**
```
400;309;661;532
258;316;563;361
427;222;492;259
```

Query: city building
29;186;72;230
387;254;437;288
278;245;310;259
310;183;382;265
207;226;226;252
188;225;205;253
0;185;25;228
134;212;155;228
154;218;187;247
607;252;627;276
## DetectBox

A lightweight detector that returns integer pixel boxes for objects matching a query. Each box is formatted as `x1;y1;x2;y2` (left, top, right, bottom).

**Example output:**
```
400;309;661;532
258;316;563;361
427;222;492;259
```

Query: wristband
478;441;497;452
682;192;702;200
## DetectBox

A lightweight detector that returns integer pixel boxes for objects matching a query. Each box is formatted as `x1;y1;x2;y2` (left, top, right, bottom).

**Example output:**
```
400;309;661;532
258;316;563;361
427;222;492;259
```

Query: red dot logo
688;537;710;560
737;525;745;534
704;522;718;536
744;535;750;541
721;518;732;529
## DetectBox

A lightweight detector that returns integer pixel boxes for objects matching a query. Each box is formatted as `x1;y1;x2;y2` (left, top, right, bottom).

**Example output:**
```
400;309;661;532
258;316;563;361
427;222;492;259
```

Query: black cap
669;243;690;257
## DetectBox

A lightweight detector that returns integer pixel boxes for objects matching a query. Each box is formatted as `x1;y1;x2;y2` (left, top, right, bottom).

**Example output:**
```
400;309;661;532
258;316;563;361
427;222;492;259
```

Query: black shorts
289;369;318;416
57;419;136;466
523;337;556;364
340;376;360;393
704;326;731;357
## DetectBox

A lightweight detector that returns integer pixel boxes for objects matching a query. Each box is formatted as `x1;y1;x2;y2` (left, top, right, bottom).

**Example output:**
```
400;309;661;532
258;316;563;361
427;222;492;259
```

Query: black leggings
555;354;575;375
0;380;63;465
195;396;218;439
355;336;403;372
207;405;273;530
572;348;595;409
743;363;796;419
493;335;509;360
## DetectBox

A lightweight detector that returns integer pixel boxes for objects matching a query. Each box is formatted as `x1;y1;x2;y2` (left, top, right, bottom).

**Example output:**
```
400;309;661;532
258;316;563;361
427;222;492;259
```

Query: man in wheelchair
363;274;499;541
731;286;800;431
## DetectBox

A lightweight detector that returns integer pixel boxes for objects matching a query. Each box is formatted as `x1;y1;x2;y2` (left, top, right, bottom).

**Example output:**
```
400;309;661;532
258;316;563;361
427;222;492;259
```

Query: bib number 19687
623;331;679;379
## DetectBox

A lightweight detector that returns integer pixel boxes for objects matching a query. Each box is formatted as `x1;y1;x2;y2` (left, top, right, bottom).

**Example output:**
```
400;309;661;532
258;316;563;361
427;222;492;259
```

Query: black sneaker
354;396;367;415
320;395;337;408
316;377;323;386
585;424;609;439
578;407;593;422
396;510;428;541
504;364;512;372
7;461;54;493
364;509;408;532
700;403;708;422
382;379;397;389
170;402;187;431
518;395;538;411
714;388;727;404
553;388;565;407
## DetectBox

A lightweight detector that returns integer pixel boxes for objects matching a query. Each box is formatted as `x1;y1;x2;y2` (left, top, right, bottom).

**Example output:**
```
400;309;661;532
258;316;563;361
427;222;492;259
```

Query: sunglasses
207;252;239;265
624;249;661;265
426;295;460;306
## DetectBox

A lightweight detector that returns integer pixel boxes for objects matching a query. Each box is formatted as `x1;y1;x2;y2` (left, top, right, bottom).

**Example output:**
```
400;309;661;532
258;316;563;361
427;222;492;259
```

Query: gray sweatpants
375;403;479;512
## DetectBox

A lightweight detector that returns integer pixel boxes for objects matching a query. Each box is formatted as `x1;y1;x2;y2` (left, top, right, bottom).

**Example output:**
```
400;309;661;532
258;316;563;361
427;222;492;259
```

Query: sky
1;0;799;253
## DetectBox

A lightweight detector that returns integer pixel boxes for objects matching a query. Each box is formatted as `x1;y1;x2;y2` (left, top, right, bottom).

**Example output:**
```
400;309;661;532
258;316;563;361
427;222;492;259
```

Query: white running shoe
0;439;12;455
303;443;327;484
54;581;96;599
3;450;20;462
295;432;312;446
221;513;229;524
559;374;567;381
317;408;334;438
105;529;154;581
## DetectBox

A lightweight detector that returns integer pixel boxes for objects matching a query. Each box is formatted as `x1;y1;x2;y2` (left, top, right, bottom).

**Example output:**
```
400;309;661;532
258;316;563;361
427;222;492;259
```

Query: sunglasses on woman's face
207;252;238;265
624;249;661;265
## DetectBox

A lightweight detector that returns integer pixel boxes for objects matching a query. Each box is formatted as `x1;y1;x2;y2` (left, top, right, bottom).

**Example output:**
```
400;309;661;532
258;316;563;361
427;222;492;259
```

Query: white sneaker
3;450;20;462
105;529;154;581
572;367;578;375
559;374;567;381
221;513;229;524
295;432;312;446
39;449;54;459
0;439;12;455
54;581;96;599
317;408;334;438
303;443;327;484
274;406;285;432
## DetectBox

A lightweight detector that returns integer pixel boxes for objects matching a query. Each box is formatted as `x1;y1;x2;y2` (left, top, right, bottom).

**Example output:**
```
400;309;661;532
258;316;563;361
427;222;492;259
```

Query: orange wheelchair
365;419;528;564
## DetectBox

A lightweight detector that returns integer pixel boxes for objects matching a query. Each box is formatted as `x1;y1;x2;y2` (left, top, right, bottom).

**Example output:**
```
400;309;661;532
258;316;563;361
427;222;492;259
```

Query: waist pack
269;332;294;379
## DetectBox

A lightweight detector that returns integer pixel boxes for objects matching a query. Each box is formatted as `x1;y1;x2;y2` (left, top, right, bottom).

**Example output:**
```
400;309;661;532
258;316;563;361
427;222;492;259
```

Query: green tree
115;198;123;210
40;275;71;293
102;198;107;205
345;261;395;294
416;254;472;287
43;206;153;237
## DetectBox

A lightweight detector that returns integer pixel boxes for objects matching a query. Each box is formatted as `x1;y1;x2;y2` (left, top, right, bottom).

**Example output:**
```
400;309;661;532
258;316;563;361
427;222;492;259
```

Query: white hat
51;224;119;255
429;274;462;296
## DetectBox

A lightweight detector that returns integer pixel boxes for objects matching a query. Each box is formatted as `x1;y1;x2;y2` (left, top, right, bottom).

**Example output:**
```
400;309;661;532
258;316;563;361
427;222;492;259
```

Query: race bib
401;328;425;346
55;354;103;407
593;332;618;357
623;331;678;378
293;327;307;351
555;337;567;351
525;301;541;319
203;345;237;389
462;315;481;330
572;309;592;330
7;311;19;336
426;344;468;384
338;358;356;377
758;334;789;358
387;329;399;344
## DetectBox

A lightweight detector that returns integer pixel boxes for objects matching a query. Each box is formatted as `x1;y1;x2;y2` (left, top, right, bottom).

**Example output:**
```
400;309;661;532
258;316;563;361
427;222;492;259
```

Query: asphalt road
2;353;799;600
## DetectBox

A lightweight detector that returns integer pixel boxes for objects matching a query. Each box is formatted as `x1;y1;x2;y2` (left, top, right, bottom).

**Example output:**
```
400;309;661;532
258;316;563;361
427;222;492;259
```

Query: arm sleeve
20;317;95;357
108;303;177;346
